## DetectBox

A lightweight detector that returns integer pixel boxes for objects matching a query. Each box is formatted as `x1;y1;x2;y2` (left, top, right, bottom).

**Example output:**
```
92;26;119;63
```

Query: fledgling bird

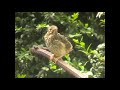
44;25;73;63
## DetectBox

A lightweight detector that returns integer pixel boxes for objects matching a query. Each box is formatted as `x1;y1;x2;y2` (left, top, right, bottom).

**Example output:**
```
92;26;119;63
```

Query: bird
44;25;73;63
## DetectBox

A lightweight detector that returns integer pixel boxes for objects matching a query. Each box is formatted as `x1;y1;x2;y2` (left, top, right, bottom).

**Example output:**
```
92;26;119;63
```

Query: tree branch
30;46;88;78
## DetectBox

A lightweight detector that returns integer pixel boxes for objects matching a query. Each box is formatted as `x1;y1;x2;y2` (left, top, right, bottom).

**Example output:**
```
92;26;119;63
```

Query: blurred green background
15;12;105;78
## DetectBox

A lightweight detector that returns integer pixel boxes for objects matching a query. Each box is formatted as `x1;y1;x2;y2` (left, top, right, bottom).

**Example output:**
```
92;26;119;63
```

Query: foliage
15;12;105;78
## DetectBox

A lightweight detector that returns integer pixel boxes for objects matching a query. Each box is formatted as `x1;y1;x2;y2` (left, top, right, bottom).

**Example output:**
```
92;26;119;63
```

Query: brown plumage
44;25;73;63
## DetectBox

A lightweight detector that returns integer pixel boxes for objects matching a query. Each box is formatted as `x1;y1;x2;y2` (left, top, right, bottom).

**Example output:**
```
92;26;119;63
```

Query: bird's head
48;25;58;35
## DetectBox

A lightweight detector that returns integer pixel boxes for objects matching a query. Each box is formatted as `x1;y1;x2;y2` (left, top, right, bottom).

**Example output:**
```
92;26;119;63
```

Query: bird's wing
49;39;66;57
57;33;73;49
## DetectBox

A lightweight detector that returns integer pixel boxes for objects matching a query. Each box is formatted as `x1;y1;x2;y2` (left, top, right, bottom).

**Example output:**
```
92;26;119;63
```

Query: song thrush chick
44;25;73;63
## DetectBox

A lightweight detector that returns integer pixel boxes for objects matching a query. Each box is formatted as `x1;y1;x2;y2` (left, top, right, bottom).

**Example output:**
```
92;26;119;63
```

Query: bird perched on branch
44;25;73;63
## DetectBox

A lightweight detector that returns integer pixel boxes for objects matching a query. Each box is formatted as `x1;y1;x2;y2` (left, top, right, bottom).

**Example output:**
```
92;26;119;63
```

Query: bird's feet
49;54;54;60
49;55;62;63
49;49;73;64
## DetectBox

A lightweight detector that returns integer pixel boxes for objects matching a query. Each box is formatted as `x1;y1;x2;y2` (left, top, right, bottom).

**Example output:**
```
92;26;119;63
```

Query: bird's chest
45;35;66;56
45;35;55;46
49;44;66;57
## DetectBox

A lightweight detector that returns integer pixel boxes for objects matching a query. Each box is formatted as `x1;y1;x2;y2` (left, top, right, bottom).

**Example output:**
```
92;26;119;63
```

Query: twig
30;46;88;78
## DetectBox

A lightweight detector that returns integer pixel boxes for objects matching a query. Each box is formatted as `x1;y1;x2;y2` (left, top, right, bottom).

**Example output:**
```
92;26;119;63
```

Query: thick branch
30;46;88;78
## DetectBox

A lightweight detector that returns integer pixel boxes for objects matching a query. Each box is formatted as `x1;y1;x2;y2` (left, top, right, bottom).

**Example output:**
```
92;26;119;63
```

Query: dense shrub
15;12;105;78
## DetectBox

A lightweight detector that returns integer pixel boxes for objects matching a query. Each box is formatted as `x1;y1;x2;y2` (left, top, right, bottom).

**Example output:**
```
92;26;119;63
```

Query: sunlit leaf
80;42;85;47
42;67;49;71
96;12;105;18
69;33;82;38
78;62;82;66
79;66;84;71
36;23;49;30
71;12;79;21
17;74;26;78
86;71;93;76
85;23;88;28
50;65;57;70
73;39;79;44
91;50;100;58
79;50;88;55
64;54;70;61
15;27;22;31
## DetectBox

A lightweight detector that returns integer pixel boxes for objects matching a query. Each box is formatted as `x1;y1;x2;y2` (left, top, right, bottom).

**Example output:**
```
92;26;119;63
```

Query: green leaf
36;23;49;30
69;33;82;38
42;67;49;71
79;50;88;55
87;43;92;52
64;54;70;61
100;19;105;23
15;27;23;32
21;48;26;52
50;65;57;70
15;17;21;21
70;12;79;22
78;62;82;66
91;50;100;58
71;12;79;21
85;23;88;28
80;36;83;42
80;42;85;47
86;71;93;76
17;74;26;78
79;66;84;71
78;20;84;28
73;39;79;44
